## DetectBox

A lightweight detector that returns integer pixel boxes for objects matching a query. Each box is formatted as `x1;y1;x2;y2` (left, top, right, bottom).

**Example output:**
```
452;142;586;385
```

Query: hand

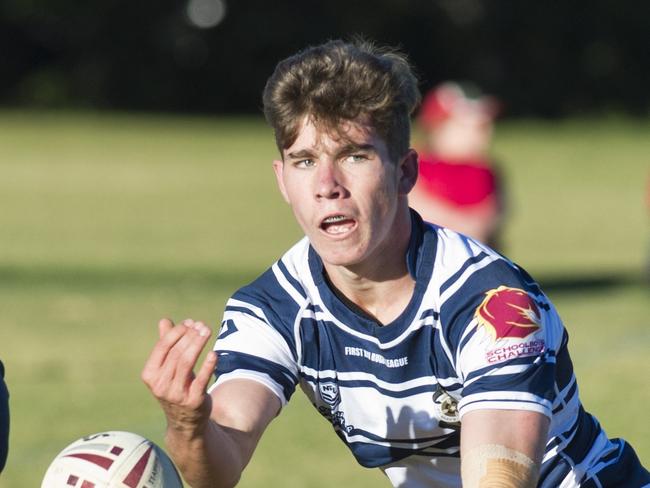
141;318;218;438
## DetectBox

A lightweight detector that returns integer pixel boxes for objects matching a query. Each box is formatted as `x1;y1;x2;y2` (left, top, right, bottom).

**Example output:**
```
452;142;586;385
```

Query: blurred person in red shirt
409;82;505;249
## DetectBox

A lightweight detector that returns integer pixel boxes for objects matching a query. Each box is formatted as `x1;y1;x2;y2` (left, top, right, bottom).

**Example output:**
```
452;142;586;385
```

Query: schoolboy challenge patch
475;286;545;364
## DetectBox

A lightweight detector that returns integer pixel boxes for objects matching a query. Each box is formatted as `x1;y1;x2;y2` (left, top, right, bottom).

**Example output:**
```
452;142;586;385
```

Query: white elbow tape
461;444;539;488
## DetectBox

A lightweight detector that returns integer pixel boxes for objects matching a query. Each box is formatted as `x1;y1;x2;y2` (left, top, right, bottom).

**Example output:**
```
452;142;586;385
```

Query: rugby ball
41;431;183;488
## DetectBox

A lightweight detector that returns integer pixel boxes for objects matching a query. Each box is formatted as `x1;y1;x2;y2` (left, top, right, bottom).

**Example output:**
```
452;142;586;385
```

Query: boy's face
273;116;417;269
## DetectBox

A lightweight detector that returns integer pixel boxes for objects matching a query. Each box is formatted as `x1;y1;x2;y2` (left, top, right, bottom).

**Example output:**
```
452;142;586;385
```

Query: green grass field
0;111;648;486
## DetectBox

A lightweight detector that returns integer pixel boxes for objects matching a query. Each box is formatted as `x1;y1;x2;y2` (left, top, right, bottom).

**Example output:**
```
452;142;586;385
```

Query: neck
323;206;416;325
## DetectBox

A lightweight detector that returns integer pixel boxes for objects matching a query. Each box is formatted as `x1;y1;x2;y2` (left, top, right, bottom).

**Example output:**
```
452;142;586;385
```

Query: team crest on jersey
432;386;460;426
319;382;341;410
432;386;460;428
475;286;541;342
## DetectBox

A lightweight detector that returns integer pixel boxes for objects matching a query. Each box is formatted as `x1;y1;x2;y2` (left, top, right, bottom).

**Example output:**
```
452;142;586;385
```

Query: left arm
461;409;549;488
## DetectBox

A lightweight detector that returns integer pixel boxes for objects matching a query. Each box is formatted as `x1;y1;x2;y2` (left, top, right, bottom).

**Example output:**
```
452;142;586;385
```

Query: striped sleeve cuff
458;391;552;419
208;371;289;406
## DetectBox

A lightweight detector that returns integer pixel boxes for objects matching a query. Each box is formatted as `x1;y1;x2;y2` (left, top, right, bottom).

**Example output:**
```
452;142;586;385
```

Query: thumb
190;351;218;398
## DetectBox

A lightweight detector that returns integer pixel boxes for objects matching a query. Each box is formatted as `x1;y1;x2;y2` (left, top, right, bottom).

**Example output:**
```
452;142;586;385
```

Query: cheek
284;188;312;226
365;183;395;222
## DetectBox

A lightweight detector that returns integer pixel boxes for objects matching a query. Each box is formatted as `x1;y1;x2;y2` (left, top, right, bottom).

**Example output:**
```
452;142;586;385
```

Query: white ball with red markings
41;431;182;488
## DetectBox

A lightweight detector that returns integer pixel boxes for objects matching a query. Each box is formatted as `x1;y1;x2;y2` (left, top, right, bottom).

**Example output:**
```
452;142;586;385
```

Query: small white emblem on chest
319;382;341;409
433;386;460;426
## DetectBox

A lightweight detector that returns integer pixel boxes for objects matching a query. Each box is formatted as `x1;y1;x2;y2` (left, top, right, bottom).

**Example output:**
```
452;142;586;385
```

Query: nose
315;162;346;199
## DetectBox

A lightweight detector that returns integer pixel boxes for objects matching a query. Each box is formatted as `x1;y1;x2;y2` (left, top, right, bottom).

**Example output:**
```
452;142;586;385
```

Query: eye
295;158;315;168
345;154;368;163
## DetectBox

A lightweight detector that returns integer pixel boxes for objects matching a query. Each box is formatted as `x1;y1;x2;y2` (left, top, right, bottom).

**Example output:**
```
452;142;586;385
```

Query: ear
272;159;291;204
397;149;419;195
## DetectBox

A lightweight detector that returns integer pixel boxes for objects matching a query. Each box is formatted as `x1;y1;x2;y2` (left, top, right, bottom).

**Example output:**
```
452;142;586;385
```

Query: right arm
142;318;281;488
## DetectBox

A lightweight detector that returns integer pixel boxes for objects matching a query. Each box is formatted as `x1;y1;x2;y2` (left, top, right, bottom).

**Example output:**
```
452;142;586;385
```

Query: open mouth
320;214;357;235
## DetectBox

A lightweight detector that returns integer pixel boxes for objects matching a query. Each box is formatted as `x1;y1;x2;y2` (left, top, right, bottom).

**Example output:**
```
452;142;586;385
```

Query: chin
314;243;367;268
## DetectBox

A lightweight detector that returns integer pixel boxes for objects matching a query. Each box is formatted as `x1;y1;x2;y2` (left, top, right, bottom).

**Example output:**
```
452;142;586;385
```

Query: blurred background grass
0;111;648;486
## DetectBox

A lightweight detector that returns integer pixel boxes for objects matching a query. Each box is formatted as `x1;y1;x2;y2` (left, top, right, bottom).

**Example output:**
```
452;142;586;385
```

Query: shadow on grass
1;264;645;295
535;271;646;295
0;264;259;291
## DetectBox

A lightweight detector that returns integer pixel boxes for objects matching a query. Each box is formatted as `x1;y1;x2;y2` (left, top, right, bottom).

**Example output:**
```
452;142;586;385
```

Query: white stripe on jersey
312;307;432;350
341;432;457;452
215;312;298;387
459;390;552;418
462;363;543;389
438;252;498;305
292;302;310;366
225;298;270;323
210;371;288;405
300;367;438;392
431;319;457;377
272;262;306;306
555;426;619;488
456;320;478;364
279;253;305;284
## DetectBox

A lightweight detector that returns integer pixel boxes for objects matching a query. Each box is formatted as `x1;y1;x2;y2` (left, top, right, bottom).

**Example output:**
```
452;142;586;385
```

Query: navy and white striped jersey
212;212;649;487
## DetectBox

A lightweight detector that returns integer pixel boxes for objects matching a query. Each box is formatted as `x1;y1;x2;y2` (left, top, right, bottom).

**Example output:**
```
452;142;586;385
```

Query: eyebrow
335;143;377;158
285;143;377;161
285;149;316;160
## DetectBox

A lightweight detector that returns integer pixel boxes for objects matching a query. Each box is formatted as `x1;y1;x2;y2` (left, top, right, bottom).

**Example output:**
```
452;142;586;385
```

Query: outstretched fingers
143;319;214;403
145;319;191;373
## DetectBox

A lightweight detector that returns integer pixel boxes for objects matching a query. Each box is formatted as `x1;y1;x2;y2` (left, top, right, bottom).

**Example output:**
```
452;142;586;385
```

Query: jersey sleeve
439;260;563;420
457;285;563;419
210;298;300;407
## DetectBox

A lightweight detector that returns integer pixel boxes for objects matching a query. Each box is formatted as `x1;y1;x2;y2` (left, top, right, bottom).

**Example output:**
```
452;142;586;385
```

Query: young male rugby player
142;40;649;487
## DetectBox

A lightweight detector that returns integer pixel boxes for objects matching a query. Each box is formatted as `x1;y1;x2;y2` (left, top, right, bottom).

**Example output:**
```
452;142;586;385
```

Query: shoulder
428;228;553;346
229;237;312;329
233;237;310;301
430;227;539;297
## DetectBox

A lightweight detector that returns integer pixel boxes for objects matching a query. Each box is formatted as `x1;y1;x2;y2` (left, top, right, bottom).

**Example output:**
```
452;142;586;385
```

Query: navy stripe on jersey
307;246;433;343
347;441;420;468
541;420;650;487
418;309;439;321
216;350;298;400
223;305;266;324
408;212;437;284
582;440;650;487
232;268;301;356
277;258;306;300
298;317;336;372
514;264;544;295
346;439;458;468
551;380;578;415
439;259;538;355
300;375;437;399
464;352;555;383
561;408;602;463
541;406;600;485
412;449;460;459
555;332;575;391
226;305;298;362
463;356;556;404
439;251;491;295
457;323;479;352
299;315;440;383
430;333;460;382
539;456;575;488
347;425;456;445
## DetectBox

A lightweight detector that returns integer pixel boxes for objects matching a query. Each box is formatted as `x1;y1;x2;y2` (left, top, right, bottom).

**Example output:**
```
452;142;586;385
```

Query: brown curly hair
262;39;420;162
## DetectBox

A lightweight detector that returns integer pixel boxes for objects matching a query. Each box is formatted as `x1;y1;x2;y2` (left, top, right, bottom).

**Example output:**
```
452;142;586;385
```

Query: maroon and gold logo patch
475;286;541;341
